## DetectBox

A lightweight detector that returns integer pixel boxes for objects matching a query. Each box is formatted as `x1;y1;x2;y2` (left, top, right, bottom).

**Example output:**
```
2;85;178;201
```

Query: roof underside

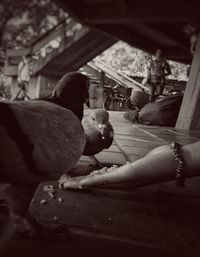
54;0;200;64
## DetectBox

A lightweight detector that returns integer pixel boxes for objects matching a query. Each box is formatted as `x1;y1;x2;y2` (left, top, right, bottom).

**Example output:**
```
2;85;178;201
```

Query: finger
62;180;82;189
80;163;134;188
80;171;119;187
61;163;133;189
58;174;69;184
60;175;86;189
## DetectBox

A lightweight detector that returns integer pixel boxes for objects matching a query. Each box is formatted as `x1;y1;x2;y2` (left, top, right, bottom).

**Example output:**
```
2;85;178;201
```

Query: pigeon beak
98;124;107;139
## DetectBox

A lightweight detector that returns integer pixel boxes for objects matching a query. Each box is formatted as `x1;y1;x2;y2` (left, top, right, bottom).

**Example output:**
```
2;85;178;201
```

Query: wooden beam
53;0;193;63
128;23;186;48
176;35;200;130
82;0;200;24
96;24;159;54
162;47;191;62
53;0;200;24
54;0;84;20
38;30;116;77
95;24;191;62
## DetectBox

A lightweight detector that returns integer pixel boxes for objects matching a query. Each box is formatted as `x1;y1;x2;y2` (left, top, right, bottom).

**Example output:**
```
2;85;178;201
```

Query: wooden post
88;82;98;109
176;35;200;130
35;75;42;98
96;71;105;108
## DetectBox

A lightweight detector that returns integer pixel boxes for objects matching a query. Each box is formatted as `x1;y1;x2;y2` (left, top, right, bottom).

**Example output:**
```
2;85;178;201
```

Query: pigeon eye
92;116;95;120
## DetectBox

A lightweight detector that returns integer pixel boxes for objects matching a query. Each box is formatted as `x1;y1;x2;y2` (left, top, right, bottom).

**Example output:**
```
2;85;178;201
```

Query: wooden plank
121;146;151;156
95;151;127;165
115;134;162;143
29;181;189;257
81;0;200;23
115;138;162;148
176;35;200;130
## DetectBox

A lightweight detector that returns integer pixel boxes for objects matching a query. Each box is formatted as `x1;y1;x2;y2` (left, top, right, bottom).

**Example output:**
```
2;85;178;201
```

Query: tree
0;0;67;51
0;0;67;99
95;41;188;81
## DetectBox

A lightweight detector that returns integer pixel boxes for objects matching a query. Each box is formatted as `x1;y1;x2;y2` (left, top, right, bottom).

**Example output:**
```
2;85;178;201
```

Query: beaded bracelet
170;142;185;187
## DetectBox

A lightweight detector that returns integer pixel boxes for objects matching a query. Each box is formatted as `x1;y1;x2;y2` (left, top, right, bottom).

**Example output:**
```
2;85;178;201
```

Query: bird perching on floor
0;72;89;239
82;108;114;168
0;101;86;184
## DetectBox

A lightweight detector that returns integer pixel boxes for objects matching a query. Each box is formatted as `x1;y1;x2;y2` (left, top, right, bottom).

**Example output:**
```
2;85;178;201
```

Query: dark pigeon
40;71;90;121
0;72;89;240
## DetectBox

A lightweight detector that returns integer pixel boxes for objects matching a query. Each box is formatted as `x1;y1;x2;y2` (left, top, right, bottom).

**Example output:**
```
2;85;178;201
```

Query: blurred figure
13;54;32;101
190;32;198;55
187;32;199;76
143;49;171;101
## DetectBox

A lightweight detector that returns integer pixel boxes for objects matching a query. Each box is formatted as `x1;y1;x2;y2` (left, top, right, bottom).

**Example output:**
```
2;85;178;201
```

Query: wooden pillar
176;35;200;130
88;82;98;109
34;75;42;98
100;71;105;89
96;71;105;108
28;76;37;99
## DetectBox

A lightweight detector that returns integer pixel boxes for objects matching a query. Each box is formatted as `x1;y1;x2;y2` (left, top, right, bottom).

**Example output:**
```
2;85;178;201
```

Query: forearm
81;141;200;188
60;141;200;189
86;146;177;187
116;143;199;187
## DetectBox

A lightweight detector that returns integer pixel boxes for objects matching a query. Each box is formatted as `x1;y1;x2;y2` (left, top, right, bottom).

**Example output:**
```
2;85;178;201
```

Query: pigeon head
51;72;90;120
37;72;90;121
52;72;90;104
89;109;110;139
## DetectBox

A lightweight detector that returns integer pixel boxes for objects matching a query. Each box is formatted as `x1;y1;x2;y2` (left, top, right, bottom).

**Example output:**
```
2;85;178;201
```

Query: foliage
0;0;67;50
0;0;67;97
0;1;188;83
95;41;188;81
0;69;12;99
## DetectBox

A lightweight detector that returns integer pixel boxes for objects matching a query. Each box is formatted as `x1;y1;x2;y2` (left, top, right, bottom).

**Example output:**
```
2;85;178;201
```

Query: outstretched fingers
80;173;110;188
61;172;116;189
59;172;111;189
58;174;85;189
60;164;132;189
58;162;135;190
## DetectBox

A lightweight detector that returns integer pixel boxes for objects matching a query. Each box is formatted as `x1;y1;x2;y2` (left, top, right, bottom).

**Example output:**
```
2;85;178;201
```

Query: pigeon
0;101;86;239
0;72;89;239
82;109;114;168
40;71;90;121
0;101;86;184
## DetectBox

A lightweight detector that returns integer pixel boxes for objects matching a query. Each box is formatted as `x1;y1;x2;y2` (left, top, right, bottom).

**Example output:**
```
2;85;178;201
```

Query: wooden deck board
29;181;192;257
29;111;200;256
1;110;200;257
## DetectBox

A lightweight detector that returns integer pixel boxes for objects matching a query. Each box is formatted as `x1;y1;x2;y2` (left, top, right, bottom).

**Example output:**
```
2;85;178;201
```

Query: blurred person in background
13;54;32;100
142;49;171;101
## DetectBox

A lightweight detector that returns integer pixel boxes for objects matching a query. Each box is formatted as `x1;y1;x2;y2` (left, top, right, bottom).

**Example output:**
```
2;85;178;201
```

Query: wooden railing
88;60;149;92
31;23;89;75
4;16;85;75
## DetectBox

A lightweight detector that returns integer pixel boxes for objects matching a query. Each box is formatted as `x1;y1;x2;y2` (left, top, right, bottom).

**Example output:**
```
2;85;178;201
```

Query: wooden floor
1;110;200;257
81;110;200;166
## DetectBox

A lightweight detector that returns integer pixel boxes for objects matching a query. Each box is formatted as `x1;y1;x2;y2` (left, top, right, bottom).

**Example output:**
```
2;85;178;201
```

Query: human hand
58;164;130;189
58;173;87;189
